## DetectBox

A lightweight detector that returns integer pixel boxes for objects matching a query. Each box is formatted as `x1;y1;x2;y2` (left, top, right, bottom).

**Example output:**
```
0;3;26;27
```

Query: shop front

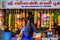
0;0;60;40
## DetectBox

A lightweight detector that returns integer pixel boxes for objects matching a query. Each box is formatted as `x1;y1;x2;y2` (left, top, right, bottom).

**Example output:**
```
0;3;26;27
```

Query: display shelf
0;9;60;33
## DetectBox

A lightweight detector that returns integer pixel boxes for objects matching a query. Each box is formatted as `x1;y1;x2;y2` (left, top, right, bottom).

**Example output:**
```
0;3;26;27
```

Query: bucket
4;32;12;40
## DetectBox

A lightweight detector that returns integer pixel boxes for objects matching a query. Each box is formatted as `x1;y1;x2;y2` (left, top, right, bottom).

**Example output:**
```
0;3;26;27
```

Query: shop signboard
3;0;60;9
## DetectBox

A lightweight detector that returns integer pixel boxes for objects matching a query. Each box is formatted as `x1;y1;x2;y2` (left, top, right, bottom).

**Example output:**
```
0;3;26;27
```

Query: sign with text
4;0;60;9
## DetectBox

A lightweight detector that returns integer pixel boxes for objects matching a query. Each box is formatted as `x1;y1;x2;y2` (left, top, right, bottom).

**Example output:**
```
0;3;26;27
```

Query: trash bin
4;32;12;40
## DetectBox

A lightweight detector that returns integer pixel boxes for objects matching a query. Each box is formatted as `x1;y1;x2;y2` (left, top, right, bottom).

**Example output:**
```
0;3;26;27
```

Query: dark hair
26;20;34;37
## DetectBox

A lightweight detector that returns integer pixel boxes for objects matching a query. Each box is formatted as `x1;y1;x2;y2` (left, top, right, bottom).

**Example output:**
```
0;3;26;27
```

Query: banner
4;0;60;9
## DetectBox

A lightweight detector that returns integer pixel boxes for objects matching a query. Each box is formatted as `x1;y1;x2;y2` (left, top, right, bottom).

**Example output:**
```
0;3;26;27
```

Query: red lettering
57;2;60;4
44;1;52;4
19;1;23;4
53;2;57;6
8;1;13;5
29;1;35;4
39;2;43;4
34;1;38;4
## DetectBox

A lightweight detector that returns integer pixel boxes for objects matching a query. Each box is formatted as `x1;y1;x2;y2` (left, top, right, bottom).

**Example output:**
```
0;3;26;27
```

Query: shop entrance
1;9;60;32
